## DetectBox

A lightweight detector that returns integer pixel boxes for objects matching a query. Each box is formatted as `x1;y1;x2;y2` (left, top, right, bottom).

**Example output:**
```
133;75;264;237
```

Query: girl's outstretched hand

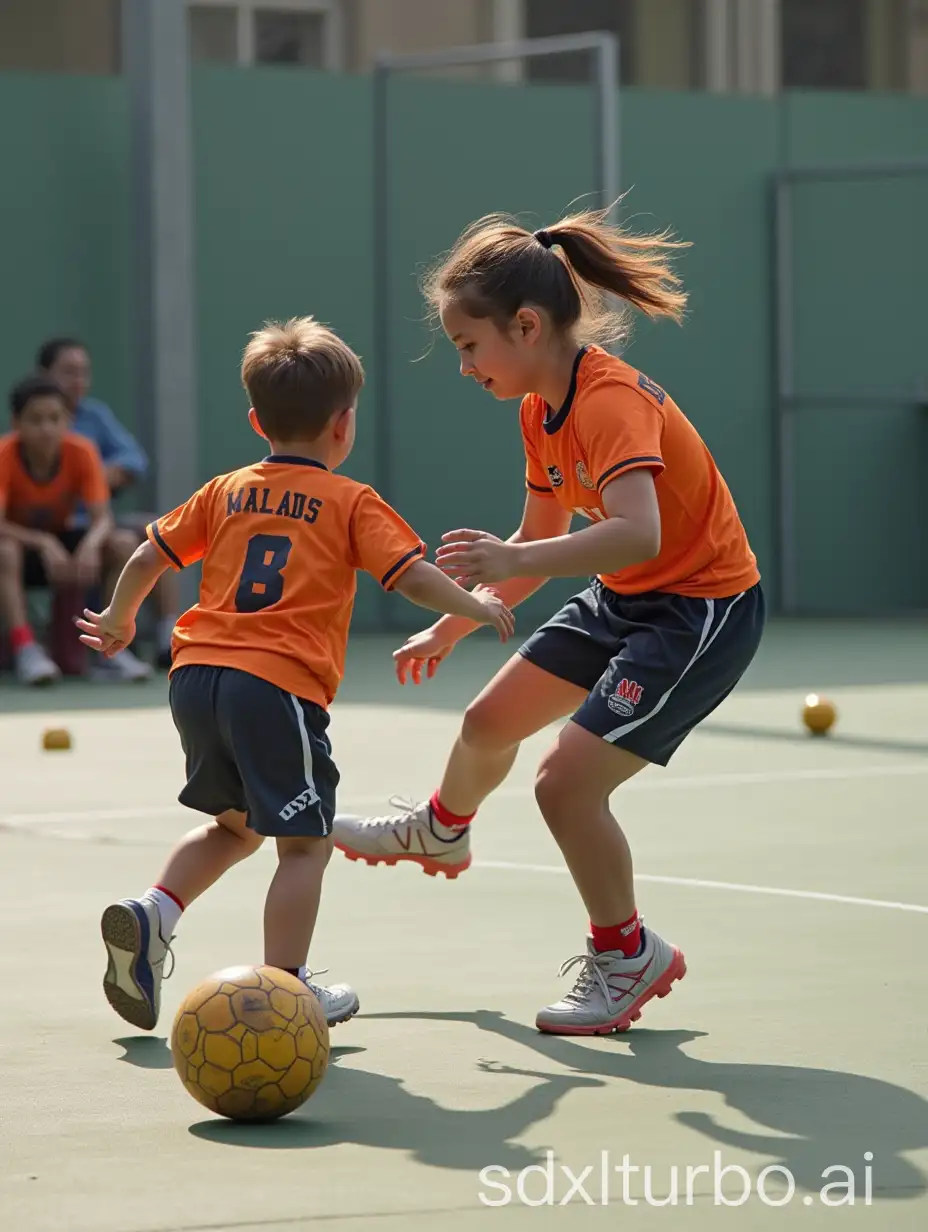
435;529;520;585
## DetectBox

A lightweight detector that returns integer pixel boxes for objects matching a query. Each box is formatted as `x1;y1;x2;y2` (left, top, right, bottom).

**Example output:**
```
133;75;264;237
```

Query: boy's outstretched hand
75;607;137;658
393;625;456;685
472;590;515;641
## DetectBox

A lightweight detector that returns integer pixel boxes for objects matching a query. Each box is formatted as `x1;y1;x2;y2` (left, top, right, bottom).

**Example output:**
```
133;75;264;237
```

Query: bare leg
264;835;332;970
156;809;264;907
0;538;28;630
437;655;588;815
535;722;647;925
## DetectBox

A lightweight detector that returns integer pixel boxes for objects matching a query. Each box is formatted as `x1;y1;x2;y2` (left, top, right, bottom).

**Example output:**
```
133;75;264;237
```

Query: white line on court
3;757;928;832
474;861;928;915
2;816;926;918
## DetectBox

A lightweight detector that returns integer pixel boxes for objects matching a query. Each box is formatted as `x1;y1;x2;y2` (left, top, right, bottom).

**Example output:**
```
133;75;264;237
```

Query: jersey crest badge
608;678;643;718
575;460;595;490
547;465;564;488
637;372;666;404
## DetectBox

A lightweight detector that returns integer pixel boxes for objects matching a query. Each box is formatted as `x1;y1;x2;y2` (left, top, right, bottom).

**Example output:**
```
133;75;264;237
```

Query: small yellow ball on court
802;694;836;736
171;965;330;1122
42;728;72;751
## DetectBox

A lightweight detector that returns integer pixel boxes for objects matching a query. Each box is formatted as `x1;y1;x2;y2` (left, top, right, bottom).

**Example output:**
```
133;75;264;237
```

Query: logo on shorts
279;785;319;822
608;678;644;718
575;460;595;490
547;465;564;488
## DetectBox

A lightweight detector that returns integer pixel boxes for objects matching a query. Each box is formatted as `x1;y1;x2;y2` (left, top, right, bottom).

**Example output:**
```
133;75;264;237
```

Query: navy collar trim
543;347;588;435
263;454;328;470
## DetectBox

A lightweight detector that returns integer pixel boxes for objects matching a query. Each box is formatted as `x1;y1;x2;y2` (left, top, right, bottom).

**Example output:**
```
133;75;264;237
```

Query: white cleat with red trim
333;797;471;879
536;927;686;1035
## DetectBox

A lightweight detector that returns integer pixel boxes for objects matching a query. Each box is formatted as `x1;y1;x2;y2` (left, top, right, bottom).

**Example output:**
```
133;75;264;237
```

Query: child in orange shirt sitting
0;375;146;684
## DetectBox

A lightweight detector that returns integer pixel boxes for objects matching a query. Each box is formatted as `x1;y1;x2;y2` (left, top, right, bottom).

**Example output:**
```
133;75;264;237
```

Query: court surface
1;619;927;1231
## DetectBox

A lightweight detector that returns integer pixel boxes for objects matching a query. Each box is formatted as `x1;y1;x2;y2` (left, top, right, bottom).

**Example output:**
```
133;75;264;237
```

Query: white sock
142;887;183;939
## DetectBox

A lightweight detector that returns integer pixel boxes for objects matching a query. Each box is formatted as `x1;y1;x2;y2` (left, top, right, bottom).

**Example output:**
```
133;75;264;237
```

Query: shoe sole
101;903;158;1031
536;949;687;1036
327;998;361;1028
335;841;471;880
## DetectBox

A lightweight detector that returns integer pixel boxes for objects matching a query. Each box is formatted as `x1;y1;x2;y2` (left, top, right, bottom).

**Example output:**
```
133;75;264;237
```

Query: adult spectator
37;337;179;670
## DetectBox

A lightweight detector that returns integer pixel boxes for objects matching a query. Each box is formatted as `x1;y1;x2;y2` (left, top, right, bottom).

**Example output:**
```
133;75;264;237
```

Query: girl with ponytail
335;207;765;1036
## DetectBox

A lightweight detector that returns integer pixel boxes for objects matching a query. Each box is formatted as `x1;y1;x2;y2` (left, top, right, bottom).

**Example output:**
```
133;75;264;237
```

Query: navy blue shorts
519;580;765;766
168;665;339;837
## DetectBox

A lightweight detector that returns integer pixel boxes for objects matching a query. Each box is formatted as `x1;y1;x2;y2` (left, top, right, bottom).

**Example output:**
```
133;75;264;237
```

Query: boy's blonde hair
241;317;364;442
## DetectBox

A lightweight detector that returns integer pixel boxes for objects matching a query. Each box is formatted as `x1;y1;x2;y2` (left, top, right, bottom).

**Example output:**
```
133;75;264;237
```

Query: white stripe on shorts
603;590;747;744
289;693;325;830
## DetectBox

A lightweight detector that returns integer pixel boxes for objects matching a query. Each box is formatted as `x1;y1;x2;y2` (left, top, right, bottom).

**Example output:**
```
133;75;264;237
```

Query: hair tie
533;229;554;250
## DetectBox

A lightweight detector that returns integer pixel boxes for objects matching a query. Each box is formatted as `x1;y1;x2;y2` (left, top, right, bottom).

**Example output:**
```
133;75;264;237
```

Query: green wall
0;73;133;432
1;69;926;624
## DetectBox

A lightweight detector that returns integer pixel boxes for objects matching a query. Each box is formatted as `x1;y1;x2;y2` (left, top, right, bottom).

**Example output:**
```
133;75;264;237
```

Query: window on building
781;0;866;89
188;2;335;69
254;10;326;66
524;0;636;85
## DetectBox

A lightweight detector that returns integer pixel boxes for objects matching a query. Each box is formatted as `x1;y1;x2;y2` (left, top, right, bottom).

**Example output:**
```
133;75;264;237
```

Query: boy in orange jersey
76;317;514;1032
0;374;150;685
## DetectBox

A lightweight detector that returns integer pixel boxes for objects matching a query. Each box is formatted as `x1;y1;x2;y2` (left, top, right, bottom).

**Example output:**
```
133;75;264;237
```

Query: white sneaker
303;971;360;1026
333;796;471;879
101;898;174;1031
536;927;686;1036
91;648;153;681
14;642;61;686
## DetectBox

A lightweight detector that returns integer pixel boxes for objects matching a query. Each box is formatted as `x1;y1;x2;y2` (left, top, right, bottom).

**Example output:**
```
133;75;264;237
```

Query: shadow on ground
346;1013;928;1200
171;1013;928;1200
187;1043;604;1173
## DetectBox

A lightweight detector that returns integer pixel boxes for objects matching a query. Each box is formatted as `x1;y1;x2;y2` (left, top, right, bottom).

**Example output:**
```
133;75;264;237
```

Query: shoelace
557;951;613;1006
357;795;423;831
154;936;176;981
304;968;337;1001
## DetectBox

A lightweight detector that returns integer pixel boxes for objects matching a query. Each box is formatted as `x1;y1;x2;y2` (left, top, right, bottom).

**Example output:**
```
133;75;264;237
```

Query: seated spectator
0;375;152;685
37;337;179;668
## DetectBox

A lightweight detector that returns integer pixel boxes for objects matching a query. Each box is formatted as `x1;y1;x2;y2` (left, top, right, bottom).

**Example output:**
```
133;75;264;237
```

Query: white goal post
371;32;621;518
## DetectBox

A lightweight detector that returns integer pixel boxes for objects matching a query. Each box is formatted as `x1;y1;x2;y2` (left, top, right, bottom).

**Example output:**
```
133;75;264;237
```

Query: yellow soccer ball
171;965;329;1121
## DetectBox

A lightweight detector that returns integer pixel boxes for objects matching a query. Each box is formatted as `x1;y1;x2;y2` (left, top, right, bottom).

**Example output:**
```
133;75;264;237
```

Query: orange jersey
0;431;108;530
520;346;759;598
147;454;425;708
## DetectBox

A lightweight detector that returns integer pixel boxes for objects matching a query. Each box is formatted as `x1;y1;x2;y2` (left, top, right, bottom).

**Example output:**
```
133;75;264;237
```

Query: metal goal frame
371;33;621;532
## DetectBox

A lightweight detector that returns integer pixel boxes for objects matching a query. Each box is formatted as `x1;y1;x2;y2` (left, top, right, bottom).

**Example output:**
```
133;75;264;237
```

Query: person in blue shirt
37;338;178;673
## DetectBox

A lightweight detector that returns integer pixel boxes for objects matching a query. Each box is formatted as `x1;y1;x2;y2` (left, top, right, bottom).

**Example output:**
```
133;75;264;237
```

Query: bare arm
392;560;513;637
429;492;571;645
512;470;660;578
0;517;57;550
106;539;170;623
77;539;170;657
76;501;114;555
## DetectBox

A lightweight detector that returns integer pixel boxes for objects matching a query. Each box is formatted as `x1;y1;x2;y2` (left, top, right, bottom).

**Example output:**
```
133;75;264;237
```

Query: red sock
10;625;34;652
154;884;185;911
591;911;641;957
429;790;475;830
